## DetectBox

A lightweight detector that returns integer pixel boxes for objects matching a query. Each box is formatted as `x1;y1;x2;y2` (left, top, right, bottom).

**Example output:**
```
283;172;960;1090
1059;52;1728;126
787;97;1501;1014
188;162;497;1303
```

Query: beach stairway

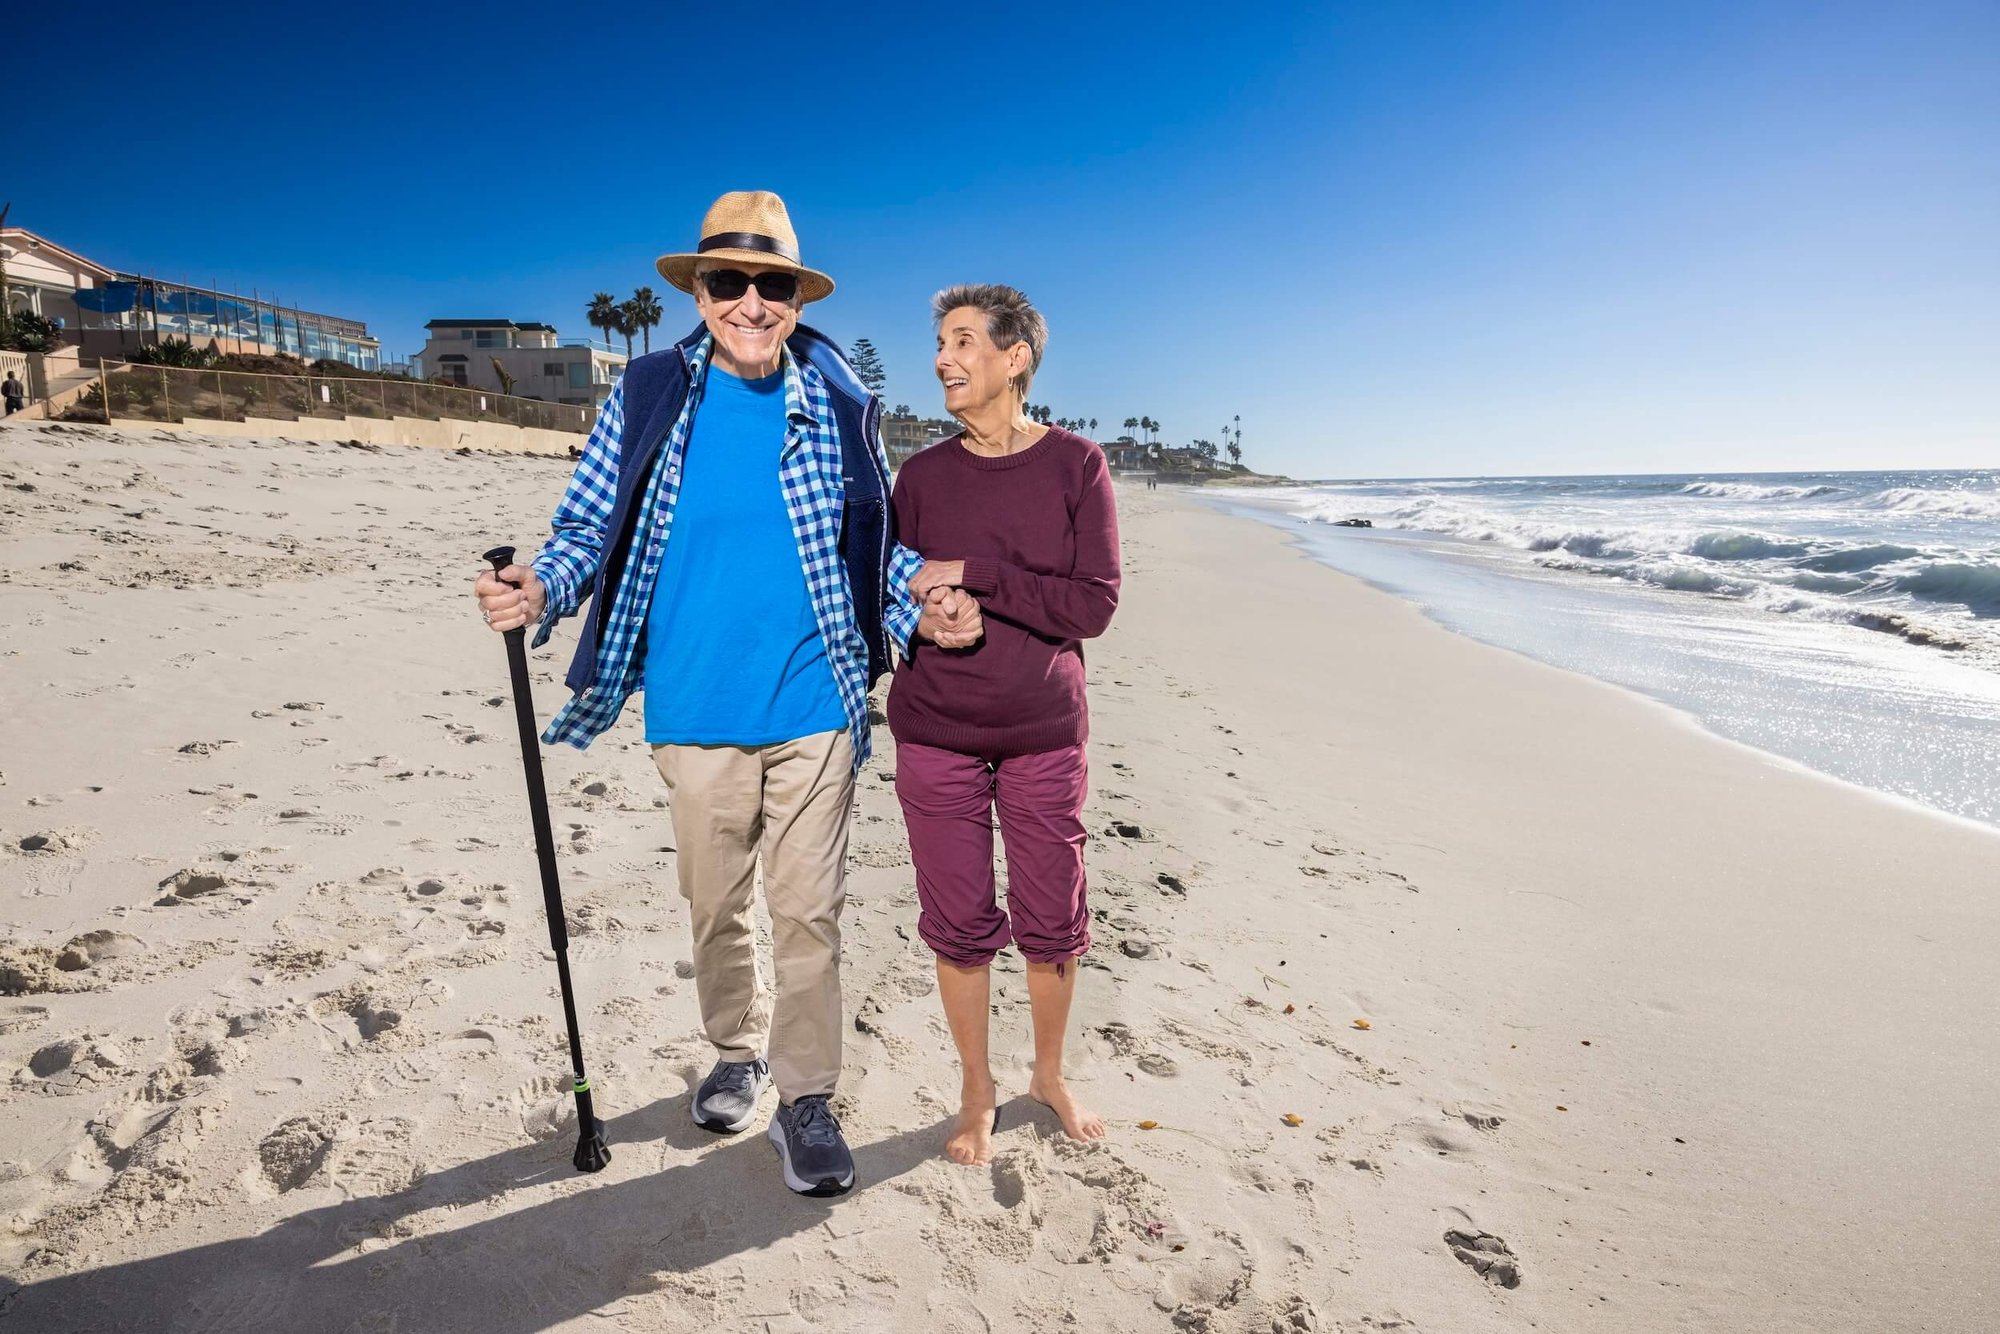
22;357;108;420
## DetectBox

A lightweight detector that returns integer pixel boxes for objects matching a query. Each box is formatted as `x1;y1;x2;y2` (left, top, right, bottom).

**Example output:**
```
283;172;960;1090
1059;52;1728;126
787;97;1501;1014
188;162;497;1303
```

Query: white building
417;320;625;408
1;227;117;333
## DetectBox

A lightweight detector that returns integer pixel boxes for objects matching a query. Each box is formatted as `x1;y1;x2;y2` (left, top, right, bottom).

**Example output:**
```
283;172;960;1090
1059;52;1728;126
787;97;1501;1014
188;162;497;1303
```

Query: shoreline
2;421;1995;1331
1205;482;2000;834
1206;487;2000;845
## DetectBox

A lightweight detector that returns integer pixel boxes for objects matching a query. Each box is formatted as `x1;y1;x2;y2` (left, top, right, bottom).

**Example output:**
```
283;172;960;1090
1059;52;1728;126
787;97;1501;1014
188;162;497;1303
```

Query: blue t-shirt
643;365;846;745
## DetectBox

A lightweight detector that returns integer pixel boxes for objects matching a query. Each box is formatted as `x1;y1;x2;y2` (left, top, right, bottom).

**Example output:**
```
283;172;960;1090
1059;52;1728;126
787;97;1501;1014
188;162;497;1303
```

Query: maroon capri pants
893;740;1091;968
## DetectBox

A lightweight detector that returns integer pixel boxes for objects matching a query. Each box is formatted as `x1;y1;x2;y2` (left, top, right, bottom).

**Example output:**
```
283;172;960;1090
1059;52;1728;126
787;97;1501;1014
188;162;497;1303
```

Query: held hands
909;559;966;605
912;558;981;649
918;585;983;649
474;562;546;633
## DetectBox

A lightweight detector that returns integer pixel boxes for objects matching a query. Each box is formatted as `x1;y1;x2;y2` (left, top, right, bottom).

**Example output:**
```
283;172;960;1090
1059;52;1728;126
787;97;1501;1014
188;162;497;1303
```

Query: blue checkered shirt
529;336;924;768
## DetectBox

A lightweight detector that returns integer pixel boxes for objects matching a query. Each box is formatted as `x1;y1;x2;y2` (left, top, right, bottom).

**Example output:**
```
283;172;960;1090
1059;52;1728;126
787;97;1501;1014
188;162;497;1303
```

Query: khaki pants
652;729;853;1101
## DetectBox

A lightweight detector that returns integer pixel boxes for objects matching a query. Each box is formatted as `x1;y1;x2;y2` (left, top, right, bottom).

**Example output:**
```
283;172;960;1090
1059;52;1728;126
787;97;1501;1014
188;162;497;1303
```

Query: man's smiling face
692;262;802;378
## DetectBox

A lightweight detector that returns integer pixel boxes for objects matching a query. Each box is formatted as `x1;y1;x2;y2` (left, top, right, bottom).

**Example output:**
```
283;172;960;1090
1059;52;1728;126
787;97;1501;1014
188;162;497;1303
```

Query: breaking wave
1681;481;1843;500
1864;488;2000;519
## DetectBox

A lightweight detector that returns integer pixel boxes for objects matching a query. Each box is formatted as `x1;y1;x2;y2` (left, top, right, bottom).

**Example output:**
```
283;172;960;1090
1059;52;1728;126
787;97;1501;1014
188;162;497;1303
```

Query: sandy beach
1;418;1995;1333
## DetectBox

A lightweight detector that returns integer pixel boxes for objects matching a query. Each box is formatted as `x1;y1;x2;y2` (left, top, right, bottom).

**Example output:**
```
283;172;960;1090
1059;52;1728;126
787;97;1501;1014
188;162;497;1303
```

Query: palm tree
613;301;637;358
1089;417;1098;436
1123;416;1138;441
586;292;619;352
628;286;663;354
1227;441;1242;466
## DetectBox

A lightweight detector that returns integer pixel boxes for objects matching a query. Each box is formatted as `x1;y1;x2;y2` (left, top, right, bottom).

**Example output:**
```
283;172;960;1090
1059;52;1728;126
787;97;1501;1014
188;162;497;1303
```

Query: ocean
1209;469;2000;829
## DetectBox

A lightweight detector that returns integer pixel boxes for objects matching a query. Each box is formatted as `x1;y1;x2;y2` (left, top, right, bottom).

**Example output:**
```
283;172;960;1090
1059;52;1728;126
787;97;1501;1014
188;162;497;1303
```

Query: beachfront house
6;226;384;372
1103;439;1150;472
416;320;626;409
882;409;958;468
1156;445;1222;474
1;227;116;334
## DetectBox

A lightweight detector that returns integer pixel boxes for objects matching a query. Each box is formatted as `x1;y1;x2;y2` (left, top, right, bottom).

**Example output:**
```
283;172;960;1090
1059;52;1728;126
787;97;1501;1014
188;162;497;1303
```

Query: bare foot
946;1079;998;1165
1028;1073;1106;1142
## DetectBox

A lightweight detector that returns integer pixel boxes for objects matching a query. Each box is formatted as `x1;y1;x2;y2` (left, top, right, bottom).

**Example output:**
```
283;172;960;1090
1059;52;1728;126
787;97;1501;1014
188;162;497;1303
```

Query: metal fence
68;363;591;434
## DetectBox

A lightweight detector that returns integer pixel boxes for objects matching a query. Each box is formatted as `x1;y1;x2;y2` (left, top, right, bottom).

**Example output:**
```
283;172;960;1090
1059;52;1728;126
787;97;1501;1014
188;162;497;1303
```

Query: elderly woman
891;284;1122;1165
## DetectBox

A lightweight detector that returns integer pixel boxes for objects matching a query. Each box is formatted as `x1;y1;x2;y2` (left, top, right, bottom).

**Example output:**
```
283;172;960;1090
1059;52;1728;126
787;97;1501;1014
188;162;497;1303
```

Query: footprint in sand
451;884;512;940
323;1115;426;1198
1445;1226;1522;1288
1456;1103;1506;1132
1;928;144;994
18;1032;137;1094
0;1002;51;1034
14;828;95;855
1092;1021;1180;1077
512;1073;582;1142
59;1075;231;1229
1152;1227;1260;1328
169;1007;244;1078
306;982;427;1051
359;866;406;890
919;1141;1107;1268
154;866;256;908
250;939;333;978
1045;1136;1180;1262
251;1114;337;1193
609;849;677;877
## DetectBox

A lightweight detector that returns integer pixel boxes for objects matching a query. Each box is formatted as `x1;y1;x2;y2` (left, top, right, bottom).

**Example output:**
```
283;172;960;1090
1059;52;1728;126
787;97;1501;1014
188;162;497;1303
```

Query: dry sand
0;418;1995;1332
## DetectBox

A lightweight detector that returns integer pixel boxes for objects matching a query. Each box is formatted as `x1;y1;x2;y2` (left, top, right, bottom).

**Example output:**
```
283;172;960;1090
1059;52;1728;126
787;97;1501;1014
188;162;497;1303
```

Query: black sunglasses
699;268;800;303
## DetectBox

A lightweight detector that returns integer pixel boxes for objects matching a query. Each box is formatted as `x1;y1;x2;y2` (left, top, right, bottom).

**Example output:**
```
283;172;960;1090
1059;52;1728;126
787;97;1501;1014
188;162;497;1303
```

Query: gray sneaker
767;1095;855;1197
692;1056;769;1133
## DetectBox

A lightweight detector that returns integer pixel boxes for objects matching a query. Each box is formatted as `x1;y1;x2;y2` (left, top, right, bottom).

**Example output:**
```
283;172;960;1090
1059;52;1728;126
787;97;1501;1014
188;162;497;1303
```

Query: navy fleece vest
558;323;893;700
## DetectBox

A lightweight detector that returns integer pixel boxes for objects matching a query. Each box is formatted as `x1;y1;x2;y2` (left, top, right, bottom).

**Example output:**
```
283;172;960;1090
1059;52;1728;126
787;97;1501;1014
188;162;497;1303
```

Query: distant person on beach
473;191;982;1197
890;284;1122;1164
2;371;24;415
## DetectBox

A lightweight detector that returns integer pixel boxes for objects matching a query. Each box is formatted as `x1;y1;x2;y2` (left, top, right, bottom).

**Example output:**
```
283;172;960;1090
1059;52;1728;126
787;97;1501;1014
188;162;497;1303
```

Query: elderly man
475;191;980;1197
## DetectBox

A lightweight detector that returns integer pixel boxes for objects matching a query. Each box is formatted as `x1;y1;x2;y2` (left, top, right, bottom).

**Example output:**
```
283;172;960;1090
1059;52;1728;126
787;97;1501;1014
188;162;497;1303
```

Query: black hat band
697;231;799;263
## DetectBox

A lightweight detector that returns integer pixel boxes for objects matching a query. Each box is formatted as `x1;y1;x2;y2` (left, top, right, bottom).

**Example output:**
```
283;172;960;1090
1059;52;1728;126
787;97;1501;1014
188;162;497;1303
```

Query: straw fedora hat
656;191;835;303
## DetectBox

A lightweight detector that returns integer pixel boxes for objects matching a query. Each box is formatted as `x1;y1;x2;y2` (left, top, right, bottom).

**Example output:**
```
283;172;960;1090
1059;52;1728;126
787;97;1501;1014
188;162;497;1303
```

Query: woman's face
935;307;1025;416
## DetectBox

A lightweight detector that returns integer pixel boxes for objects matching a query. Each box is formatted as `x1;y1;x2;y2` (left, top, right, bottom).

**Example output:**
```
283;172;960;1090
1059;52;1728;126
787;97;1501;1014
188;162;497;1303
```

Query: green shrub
0;311;63;353
130;337;218;369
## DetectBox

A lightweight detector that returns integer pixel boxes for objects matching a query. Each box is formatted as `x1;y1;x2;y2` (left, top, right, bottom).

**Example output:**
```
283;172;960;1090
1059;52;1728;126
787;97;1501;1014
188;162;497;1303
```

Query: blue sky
17;1;1997;477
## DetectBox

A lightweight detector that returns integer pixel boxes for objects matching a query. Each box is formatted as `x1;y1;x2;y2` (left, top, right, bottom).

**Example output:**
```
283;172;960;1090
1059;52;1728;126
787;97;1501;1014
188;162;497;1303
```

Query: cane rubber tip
573;1121;611;1174
483;545;516;571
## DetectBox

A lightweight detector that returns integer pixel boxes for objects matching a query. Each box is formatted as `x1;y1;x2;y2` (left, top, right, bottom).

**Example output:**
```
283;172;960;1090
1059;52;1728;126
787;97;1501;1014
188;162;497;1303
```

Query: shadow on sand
1;1098;957;1331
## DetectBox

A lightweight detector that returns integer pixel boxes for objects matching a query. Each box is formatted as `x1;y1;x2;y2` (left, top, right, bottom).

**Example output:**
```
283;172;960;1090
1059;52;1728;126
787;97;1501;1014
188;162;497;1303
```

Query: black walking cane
484;545;611;1174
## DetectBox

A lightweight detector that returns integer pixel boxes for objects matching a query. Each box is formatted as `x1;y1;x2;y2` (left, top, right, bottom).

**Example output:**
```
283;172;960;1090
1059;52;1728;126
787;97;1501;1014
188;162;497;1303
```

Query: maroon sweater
887;426;1122;757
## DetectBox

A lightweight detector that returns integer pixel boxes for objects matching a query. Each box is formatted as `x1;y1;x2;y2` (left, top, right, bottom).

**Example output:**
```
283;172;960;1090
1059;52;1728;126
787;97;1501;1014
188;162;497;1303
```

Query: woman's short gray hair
932;283;1047;398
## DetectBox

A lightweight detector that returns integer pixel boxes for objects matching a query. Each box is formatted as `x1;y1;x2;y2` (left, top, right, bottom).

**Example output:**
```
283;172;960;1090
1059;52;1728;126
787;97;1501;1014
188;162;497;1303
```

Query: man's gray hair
932;283;1047;398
